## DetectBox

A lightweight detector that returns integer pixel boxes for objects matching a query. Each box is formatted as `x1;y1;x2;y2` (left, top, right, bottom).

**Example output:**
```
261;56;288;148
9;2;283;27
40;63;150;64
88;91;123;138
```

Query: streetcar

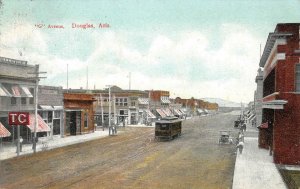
155;117;182;141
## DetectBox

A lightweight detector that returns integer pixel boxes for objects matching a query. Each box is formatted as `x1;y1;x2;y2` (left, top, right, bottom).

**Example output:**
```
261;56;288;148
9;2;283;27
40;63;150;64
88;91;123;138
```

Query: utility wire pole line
67;64;68;92
128;72;131;90
28;65;47;153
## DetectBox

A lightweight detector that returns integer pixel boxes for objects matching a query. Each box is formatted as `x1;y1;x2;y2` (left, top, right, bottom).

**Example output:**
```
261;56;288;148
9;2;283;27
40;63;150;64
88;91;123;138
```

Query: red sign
8;112;30;125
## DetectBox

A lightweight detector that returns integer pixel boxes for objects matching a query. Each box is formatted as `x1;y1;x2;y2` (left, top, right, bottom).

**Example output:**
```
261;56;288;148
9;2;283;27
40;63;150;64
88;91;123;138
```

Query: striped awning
145;109;156;119
164;108;173;116
1;83;33;97
27;114;51;133
156;109;166;118
0;83;11;97
173;109;182;116
138;98;149;105
161;99;171;104
0;122;11;138
21;86;33;97
162;109;170;116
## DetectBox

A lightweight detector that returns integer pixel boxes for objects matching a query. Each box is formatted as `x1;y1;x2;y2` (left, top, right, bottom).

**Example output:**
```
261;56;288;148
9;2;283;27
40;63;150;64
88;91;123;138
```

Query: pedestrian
238;132;244;142
236;141;244;154
16;136;24;153
20;136;23;152
240;123;246;133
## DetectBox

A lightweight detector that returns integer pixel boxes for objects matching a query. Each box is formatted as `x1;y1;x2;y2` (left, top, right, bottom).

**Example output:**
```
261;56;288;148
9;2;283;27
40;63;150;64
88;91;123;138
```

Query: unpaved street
0;113;238;189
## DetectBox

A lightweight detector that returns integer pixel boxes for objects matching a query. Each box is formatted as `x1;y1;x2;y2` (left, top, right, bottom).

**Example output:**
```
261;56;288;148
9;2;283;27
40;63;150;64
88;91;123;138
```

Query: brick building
64;93;96;135
258;23;300;165
148;90;174;118
174;97;219;116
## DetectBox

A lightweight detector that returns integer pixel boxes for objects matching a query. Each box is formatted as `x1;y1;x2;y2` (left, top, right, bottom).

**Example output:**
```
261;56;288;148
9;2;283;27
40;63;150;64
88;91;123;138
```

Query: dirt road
0;113;238;189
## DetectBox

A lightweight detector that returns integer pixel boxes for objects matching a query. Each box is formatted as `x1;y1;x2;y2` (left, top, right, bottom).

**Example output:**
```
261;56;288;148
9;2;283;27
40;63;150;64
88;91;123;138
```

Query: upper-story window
29;88;34;104
21;97;27;105
115;98;128;106
11;97;17;105
296;64;300;92
131;101;135;106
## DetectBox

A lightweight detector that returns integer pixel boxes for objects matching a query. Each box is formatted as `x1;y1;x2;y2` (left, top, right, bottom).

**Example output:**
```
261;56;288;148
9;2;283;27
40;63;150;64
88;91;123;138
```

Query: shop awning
0;83;12;97
138;98;149;105
145;109;156;119
162;109;171;116
156;109;166;118
27;114;51;133
0;122;11;138
248;114;255;121
1;83;32;97
180;109;186;115
39;105;54;110
161;99;171;104
262;100;287;109
249;115;256;122
165;108;174;116
53;106;63;110
20;86;33;97
258;122;268;129
174;109;182;116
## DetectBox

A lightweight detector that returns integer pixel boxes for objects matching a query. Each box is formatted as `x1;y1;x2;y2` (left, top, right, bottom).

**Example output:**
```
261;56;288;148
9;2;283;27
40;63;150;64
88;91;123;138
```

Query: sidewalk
232;125;287;189
0;129;110;160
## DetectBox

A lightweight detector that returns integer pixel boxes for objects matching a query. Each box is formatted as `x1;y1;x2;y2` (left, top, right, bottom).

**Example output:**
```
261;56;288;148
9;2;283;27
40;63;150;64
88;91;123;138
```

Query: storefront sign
8;112;30;125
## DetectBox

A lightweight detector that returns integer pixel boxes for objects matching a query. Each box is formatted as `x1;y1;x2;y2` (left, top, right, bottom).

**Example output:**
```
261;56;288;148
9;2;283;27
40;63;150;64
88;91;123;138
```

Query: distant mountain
201;98;244;108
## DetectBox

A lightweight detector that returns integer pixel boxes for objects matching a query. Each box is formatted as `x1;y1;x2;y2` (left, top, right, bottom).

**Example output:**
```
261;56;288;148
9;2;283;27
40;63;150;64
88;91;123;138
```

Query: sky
0;0;300;103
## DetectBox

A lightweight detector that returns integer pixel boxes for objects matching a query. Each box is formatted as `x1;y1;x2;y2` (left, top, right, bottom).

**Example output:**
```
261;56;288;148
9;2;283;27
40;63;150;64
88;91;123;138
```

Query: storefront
64;93;95;136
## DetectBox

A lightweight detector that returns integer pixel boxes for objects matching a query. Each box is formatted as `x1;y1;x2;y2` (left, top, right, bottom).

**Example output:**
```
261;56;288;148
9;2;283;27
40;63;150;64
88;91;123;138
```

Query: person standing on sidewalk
236;141;244;154
16;136;23;153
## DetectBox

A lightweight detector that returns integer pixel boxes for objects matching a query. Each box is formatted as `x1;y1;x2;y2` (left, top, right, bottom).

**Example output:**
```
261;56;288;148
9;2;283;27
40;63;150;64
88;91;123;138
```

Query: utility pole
100;93;104;131
106;85;113;135
147;91;150;124
67;64;68;92
28;65;46;153
128;72;131;90
113;95;116;125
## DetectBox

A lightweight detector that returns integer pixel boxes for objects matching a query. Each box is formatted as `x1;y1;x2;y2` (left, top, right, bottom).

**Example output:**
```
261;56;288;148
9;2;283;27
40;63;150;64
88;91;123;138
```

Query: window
11;97;17;105
296;64;300;92
29;88;34;104
131;101;135;106
84;112;88;128
41;111;48;120
21;97;27;105
54;111;61;119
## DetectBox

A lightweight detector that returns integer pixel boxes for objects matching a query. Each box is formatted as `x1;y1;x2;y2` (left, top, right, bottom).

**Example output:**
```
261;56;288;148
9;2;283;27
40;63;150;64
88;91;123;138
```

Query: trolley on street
155;117;182;141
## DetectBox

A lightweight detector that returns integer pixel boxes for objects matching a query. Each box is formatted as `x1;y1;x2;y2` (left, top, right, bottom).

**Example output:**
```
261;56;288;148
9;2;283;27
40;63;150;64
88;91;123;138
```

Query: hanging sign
8;112;30;125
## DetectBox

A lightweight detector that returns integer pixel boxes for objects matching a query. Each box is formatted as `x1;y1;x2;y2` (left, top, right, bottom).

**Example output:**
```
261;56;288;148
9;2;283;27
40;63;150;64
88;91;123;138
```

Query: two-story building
258;23;300;165
0;57;50;142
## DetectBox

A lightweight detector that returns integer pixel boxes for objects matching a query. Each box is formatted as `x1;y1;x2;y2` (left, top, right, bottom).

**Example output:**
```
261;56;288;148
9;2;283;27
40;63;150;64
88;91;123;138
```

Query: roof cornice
259;32;293;67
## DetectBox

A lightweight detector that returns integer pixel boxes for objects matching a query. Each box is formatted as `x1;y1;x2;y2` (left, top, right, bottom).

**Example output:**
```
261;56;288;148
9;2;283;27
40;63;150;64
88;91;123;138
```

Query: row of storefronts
0;56;219;143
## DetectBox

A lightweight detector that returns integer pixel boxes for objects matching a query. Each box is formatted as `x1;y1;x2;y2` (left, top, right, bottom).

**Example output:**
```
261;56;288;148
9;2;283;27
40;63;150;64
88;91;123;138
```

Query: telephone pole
28;65;46;153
